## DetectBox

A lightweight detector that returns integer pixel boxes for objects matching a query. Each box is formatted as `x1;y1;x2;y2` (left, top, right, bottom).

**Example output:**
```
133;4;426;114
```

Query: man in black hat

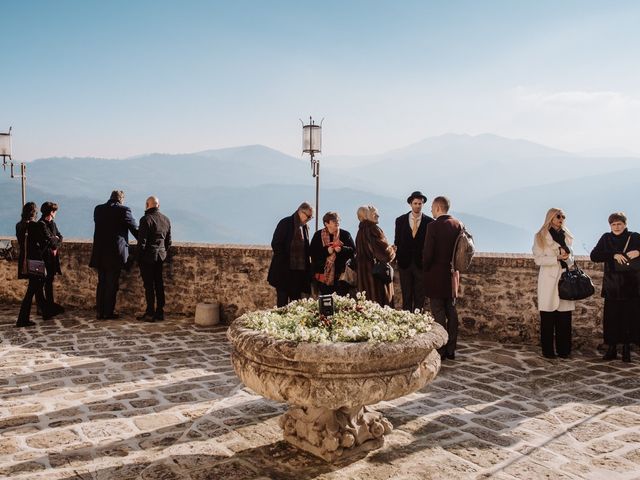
394;191;433;311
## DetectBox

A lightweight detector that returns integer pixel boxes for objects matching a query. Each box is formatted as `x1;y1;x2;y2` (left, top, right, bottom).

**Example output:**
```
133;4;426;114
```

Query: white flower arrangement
239;292;434;343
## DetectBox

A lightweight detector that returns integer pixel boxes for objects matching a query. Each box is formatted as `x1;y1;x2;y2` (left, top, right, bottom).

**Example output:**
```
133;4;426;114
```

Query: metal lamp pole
302;117;322;231
1;127;27;207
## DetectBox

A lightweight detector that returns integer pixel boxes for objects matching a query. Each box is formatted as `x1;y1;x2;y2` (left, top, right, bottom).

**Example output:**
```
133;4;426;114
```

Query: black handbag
21;224;47;279
558;264;595;300
372;260;393;284
612;235;640;272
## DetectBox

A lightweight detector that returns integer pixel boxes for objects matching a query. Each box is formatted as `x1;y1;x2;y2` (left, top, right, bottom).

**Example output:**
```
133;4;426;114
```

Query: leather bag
613;235;640;272
21;224;47;279
558;264;595;300
338;258;357;286
372;260;393;285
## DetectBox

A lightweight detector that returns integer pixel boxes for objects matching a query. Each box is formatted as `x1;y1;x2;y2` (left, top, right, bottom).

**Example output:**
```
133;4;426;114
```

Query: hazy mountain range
1;133;639;253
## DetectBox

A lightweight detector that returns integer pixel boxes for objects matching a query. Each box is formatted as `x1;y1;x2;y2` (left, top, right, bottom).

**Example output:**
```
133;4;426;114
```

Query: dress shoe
153;311;165;321
51;303;65;315
136;312;155;321
446;352;455;360
557;354;571;359
15;320;36;328
622;344;631;363
103;313;120;320
543;353;557;359
602;345;617;361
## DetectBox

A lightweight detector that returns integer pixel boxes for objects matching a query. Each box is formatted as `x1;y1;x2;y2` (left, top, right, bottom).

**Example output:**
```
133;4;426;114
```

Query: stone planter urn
227;317;447;462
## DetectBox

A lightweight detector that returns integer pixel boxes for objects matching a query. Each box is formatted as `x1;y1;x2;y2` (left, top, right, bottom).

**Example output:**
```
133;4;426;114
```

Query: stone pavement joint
1;305;640;479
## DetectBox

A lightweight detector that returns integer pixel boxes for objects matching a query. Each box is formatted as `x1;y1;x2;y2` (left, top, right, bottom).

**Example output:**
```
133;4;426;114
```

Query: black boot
622;344;631;363
602;345;617;360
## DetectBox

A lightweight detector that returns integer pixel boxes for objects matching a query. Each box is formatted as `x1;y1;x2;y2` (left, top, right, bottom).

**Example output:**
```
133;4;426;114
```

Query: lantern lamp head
302;117;322;154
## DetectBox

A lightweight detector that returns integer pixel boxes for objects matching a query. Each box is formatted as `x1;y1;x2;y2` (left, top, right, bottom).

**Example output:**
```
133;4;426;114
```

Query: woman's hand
614;253;629;265
626;250;640;260
557;252;570;261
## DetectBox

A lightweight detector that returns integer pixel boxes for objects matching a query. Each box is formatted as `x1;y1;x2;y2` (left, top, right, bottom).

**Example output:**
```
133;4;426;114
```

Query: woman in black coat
310;211;355;296
590;212;640;362
16;202;49;327
39;201;64;315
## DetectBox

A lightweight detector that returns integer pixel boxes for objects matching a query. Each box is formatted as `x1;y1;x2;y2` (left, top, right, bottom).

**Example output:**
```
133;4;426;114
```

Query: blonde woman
355;205;396;306
532;208;576;359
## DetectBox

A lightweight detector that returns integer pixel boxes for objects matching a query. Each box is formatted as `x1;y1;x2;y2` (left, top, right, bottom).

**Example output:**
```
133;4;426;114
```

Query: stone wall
0;238;605;347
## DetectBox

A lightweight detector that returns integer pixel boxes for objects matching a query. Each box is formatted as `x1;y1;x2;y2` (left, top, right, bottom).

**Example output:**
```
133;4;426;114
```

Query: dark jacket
423;214;462;299
590;230;640;300
138;207;172;263
16;220;46;279
356;220;396;306
40;218;63;275
267;213;311;291
394;212;433;269
89;200;139;269
309;228;355;283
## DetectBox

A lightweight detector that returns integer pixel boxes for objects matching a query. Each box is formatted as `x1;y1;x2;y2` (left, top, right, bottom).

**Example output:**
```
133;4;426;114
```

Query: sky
2;0;640;162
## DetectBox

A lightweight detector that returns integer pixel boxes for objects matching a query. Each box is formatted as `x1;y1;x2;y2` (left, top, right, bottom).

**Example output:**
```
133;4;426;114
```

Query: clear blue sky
2;0;640;160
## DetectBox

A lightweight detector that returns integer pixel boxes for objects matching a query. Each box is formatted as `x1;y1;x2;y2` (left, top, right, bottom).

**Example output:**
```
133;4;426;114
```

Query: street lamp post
1;127;27;206
302;117;322;231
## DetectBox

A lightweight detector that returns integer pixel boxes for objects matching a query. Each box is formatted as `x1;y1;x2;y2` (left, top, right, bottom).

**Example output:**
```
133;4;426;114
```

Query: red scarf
320;227;339;285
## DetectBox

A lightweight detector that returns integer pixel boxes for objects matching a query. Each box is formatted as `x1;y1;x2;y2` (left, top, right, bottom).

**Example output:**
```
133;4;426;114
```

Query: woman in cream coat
532;208;576;359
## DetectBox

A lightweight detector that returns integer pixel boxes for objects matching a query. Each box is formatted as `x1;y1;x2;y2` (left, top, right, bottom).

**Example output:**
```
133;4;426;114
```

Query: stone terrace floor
1;306;640;480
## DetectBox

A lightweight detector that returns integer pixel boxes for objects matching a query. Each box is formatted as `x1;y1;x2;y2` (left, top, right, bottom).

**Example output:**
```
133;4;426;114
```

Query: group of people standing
533;208;640;362
267;191;463;360
15;190;172;327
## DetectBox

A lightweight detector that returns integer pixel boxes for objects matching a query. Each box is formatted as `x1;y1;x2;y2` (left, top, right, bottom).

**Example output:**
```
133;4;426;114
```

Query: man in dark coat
423;196;462;360
394;191;433;312
267;202;313;307
89;190;138;320
136;196;172;322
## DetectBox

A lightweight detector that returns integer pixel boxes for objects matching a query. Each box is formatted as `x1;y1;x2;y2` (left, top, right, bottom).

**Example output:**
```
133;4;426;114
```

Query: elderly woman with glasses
532;208;576;359
590;212;640;362
310;211;355;296
355;205;396;306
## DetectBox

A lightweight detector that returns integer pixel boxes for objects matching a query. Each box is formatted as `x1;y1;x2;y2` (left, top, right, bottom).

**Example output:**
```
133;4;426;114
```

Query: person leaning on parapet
136;196;172;323
39;201;65;316
423;196;462;361
89;190;138;320
590;212;640;363
267;202;314;307
309;211;355;296
394;191;433;312
15;202;51;327
355;204;396;307
532;208;575;360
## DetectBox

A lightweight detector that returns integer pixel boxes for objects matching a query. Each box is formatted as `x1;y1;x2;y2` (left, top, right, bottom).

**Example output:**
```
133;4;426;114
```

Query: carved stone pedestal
280;405;393;462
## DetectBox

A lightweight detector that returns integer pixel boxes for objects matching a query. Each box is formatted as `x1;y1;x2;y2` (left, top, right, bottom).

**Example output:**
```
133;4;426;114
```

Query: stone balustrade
0;238;605;347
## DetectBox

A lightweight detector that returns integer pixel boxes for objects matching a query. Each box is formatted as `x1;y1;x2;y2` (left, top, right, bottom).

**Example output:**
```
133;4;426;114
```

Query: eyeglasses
303;212;313;220
556;214;566;220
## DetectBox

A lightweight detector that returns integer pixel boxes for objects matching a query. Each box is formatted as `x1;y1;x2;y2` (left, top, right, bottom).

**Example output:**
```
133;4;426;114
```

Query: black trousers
96;267;121;318
399;263;425;312
44;272;56;307
430;297;459;355
540;310;572;356
276;270;308;307
603;298;640;345
140;260;165;314
17;276;47;325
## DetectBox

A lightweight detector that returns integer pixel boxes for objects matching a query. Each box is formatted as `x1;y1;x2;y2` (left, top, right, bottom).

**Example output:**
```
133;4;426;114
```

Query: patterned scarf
289;213;307;271
321;227;340;285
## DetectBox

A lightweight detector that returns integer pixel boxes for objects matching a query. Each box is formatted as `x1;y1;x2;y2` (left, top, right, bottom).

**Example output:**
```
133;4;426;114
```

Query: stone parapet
0;238;605;347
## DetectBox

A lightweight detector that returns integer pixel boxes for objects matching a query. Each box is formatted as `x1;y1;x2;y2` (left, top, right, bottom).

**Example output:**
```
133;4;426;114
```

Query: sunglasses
556;214;566;220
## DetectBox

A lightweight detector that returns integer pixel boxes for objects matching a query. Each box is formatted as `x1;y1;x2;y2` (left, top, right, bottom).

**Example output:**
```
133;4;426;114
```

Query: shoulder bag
372;259;393;285
613;234;640;272
21;224;47;278
338;258;357;286
558;263;595;300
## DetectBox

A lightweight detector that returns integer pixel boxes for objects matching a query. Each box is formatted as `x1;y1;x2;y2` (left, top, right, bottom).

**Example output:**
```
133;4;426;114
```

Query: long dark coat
356;220;396;306
16;220;47;280
89;200;139;269
309;228;355;286
590;230;640;300
138;207;172;263
267;213;311;293
40;218;63;275
394;212;433;269
423;214;462;299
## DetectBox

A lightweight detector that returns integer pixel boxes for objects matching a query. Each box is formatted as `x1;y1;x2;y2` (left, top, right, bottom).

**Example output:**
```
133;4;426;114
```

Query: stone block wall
0;239;605;347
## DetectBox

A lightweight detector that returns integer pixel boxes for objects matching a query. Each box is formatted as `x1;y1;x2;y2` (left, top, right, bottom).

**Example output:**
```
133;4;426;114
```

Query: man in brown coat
423;196;462;360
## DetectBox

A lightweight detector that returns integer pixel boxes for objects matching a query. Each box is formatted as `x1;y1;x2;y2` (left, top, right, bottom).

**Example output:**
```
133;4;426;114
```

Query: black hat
407;191;427;204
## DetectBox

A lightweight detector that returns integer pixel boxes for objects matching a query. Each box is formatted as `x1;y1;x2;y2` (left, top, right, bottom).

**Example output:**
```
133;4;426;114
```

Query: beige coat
532;230;576;312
